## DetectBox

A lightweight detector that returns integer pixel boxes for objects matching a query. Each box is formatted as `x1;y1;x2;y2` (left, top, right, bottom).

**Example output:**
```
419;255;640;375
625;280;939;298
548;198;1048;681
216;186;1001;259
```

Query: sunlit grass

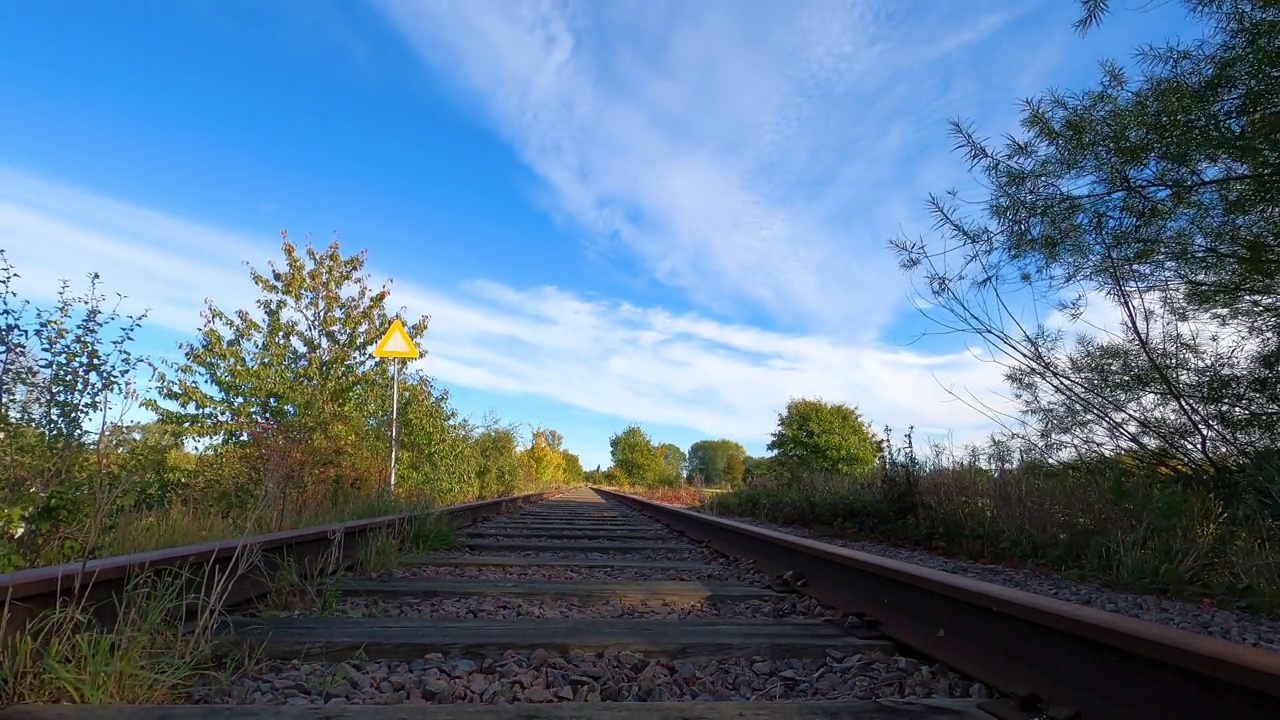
710;464;1280;616
1;551;260;703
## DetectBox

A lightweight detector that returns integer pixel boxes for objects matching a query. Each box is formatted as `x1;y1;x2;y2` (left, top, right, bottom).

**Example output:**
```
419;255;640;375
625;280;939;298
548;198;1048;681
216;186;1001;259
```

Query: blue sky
1;1;1197;470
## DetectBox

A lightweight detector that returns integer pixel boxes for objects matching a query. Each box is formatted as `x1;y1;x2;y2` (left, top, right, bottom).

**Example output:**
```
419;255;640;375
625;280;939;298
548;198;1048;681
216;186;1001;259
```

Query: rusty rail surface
0;489;561;633
598;488;1280;720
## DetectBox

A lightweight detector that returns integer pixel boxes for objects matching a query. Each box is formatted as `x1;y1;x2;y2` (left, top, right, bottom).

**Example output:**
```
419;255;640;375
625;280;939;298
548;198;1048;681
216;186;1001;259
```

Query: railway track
3;487;1280;718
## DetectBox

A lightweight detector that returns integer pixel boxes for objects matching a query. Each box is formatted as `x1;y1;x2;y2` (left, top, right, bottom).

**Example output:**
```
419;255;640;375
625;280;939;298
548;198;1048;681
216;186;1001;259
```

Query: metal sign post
372;318;421;493
390;356;400;491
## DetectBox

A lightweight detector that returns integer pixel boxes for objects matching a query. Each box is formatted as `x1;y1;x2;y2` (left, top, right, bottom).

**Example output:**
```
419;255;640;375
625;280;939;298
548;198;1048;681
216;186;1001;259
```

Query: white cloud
373;0;1030;334
1;168;1010;452
0;168;269;333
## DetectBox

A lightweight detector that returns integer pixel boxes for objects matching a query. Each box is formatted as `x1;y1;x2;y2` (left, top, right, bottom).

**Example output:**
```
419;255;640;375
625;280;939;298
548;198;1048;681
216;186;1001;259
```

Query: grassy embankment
625;462;1280;616
0;480;577;705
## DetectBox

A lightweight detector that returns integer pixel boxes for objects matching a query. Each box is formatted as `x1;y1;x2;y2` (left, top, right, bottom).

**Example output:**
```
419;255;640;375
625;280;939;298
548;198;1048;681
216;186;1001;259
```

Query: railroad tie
177;487;998;717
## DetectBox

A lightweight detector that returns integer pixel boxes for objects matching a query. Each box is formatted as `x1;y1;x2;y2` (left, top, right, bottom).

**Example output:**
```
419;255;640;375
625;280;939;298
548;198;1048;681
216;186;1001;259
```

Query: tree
657;443;686;483
608;424;671;487
560;450;584;483
686;439;748;486
470;424;521;499
722;453;746;487
767;398;880;477
147;233;429;505
742;455;772;482
0;252;149;567
392;373;478;501
521;426;567;485
889;0;1280;478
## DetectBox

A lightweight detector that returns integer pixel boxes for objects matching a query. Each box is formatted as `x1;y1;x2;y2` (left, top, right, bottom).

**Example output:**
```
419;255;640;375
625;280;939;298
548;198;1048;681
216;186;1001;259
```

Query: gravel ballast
222;493;991;706
194;649;991;706
301;594;842;621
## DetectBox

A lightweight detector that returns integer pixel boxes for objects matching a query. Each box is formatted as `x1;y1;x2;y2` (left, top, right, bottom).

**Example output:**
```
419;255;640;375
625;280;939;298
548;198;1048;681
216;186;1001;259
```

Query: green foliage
686;439;747;486
722;453;746;487
890;0;1280;472
0;250;150;569
1;237;583;572
657;443;686;483
147;233;421;506
715;437;1280;613
470;424;522;499
560;449;585;483
742;455;772;481
607;424;679;488
766;397;881;478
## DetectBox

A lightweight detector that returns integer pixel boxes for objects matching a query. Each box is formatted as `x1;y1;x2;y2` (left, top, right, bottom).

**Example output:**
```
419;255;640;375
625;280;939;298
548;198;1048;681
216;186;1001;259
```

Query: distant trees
604;400;885;489
519;426;584;486
658;443;687;483
686;439;748;486
606;424;681;488
767;398;881;478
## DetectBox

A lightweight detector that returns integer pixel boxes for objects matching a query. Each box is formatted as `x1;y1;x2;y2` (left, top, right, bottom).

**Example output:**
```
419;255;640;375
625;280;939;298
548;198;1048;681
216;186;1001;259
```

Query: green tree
890;0;1280;477
560;449;584;483
608;424;669;487
393;374;479;503
657;443;686;484
0;252;148;567
767;398;880;477
743;455;772;482
471;424;522;499
686;439;748;485
722;453;746;487
147;234;429;509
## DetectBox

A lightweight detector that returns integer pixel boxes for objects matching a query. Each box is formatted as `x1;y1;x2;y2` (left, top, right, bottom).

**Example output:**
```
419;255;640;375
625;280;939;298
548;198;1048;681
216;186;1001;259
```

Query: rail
0;489;561;635
598;487;1280;720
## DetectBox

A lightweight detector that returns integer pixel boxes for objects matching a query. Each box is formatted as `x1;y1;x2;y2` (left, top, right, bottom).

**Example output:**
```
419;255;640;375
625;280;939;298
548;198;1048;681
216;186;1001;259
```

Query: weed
401;515;456;554
0;544;259;704
710;455;1280;615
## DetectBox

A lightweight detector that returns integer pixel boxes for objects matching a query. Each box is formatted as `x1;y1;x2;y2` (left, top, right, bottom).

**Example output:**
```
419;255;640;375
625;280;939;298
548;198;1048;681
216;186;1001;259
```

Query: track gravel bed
379;564;754;583
209;489;990;708
303;594;843;621
193;648;990;706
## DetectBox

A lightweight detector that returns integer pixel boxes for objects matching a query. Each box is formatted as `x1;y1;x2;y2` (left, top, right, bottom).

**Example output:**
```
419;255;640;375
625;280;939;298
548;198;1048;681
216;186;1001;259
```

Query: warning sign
372;319;420;359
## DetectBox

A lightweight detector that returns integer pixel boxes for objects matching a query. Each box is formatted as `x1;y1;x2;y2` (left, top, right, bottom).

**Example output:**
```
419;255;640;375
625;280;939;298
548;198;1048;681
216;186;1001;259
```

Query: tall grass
709;449;1280;615
101;487;438;558
0;546;260;704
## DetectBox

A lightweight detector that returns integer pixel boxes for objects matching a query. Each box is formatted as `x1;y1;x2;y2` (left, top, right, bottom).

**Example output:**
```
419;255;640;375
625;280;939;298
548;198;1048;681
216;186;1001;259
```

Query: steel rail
0;489;561;635
599;488;1280;720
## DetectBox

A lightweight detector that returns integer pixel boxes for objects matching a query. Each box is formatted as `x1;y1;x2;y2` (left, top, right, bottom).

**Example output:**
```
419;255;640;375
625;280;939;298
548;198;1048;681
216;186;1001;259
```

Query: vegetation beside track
618;446;1280;616
0;235;582;703
709;440;1280;616
0;238;584;573
0;506;466;703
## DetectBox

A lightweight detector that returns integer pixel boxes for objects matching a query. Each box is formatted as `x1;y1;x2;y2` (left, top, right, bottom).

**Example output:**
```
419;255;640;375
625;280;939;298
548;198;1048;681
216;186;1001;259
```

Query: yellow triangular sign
373;319;420;359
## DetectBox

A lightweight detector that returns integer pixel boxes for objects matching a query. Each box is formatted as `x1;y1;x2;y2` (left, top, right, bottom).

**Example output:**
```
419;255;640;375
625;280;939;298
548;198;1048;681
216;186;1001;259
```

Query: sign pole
390;356;400;492
371;317;421;495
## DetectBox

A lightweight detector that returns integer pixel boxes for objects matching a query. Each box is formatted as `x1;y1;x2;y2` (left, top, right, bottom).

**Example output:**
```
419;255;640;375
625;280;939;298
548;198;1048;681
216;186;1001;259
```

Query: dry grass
608;486;710;507
709;463;1280;615
101;488;439;558
0;493;466;704
0;544;261;704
